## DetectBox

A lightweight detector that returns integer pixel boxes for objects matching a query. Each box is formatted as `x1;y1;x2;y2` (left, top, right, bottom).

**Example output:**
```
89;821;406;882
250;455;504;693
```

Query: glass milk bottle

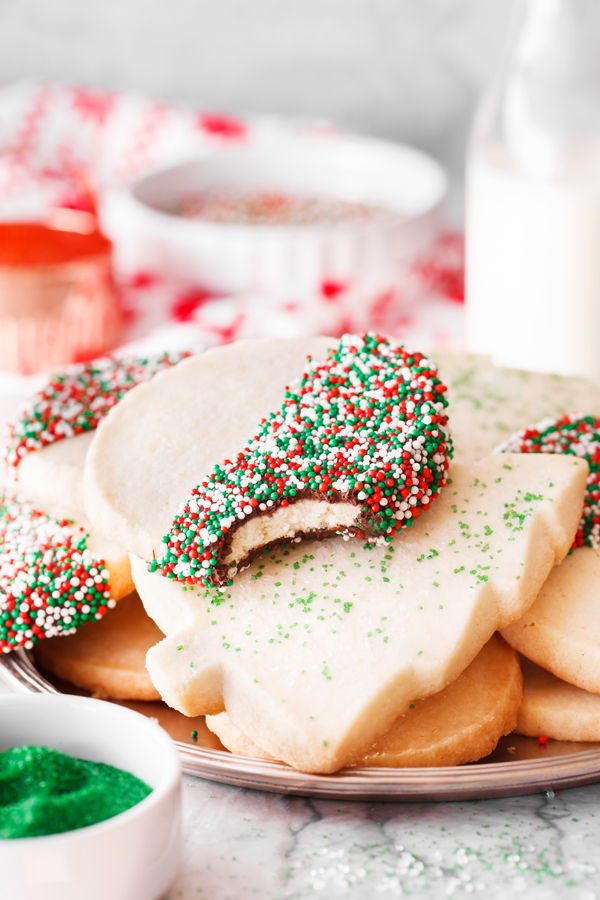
466;0;600;381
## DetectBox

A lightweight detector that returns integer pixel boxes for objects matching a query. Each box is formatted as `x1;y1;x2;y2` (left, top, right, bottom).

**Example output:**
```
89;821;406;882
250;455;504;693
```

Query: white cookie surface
16;432;93;514
85;337;336;560
436;352;600;464
133;453;585;774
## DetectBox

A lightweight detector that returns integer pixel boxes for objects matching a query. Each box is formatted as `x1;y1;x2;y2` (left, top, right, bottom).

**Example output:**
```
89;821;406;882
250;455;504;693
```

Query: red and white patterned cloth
0;80;465;366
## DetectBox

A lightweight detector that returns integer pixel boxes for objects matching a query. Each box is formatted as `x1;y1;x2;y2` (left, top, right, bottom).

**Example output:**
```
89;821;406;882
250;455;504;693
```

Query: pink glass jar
0;223;122;373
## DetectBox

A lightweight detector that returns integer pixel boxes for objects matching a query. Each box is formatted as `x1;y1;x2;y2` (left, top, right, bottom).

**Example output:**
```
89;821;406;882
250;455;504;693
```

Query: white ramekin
103;128;446;318
0;693;181;900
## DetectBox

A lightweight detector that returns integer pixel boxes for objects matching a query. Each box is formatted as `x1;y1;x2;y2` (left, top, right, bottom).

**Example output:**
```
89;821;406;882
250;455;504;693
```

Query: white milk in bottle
466;0;600;382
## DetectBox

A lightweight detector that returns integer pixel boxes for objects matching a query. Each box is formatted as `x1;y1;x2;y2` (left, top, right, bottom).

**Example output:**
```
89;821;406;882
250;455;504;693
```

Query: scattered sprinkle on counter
156;332;452;588
0;746;151;838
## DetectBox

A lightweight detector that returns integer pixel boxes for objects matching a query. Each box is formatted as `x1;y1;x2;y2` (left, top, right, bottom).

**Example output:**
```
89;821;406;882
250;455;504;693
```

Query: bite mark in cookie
155;332;452;588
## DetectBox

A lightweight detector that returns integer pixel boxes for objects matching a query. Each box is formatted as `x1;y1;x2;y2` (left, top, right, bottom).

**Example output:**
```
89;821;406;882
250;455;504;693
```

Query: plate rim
3;650;600;801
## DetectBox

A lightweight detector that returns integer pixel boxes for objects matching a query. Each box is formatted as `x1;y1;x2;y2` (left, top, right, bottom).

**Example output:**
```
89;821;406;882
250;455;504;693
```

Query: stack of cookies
1;353;187;698
3;334;600;773
497;415;600;744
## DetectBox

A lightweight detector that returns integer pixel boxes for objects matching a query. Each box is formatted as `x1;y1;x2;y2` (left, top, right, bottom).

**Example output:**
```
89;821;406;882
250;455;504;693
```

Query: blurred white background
0;0;512;179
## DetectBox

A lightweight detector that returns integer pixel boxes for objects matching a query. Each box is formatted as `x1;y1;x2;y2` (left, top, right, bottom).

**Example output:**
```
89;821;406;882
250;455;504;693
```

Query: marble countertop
166;774;600;899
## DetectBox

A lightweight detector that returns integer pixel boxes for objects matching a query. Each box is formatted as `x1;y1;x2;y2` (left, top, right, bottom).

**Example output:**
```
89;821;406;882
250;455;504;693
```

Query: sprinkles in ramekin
0;493;112;653
496;412;600;549
154;332;452;588
5;350;192;472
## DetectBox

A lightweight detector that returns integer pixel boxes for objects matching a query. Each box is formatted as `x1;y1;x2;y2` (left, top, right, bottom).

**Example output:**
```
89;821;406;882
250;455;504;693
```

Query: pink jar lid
0;222;112;268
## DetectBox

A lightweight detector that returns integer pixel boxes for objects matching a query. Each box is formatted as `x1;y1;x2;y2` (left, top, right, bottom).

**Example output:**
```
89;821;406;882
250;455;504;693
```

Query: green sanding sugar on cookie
5;350;192;471
0;493;112;653
156;332;452;588
496;412;600;549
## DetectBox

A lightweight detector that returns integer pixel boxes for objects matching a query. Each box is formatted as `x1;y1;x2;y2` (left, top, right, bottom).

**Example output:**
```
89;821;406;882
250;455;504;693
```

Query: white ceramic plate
3;649;600;801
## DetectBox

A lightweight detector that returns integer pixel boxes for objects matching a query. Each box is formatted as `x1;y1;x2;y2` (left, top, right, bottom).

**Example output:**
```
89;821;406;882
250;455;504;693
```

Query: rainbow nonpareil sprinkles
5;351;191;472
0;494;113;653
496;412;600;549
154;332;452;588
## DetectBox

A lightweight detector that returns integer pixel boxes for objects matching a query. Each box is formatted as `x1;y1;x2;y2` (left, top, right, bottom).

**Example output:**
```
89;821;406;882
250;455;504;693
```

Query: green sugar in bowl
0;745;152;839
0;694;181;900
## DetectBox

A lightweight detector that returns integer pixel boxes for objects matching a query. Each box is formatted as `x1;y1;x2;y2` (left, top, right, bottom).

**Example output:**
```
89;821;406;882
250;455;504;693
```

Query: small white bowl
0;694;181;900
103;128;446;321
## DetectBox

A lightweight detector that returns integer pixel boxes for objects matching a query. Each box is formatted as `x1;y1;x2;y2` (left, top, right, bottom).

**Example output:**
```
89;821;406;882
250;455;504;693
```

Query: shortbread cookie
502;546;600;693
516;656;600;742
14;432;94;516
434;353;600;465
498;415;600;689
496;413;600;550
133;453;585;773
85;337;336;560
6;351;189;513
0;493;133;653
207;634;522;767
155;334;451;588
33;592;162;701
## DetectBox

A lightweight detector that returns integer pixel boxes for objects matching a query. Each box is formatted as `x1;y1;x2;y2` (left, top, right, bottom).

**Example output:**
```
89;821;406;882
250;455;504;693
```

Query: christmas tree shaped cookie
133;452;586;773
